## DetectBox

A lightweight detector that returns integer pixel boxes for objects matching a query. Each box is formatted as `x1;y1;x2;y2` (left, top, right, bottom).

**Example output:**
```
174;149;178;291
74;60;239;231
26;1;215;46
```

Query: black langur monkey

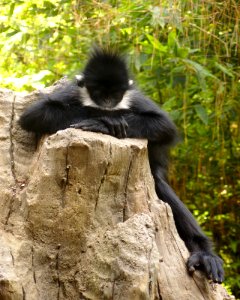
19;48;224;283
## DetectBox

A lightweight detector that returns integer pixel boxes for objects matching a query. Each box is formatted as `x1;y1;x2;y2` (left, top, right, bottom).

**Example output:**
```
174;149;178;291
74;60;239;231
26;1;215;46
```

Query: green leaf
177;47;189;58
183;59;217;80
146;34;167;53
9;3;15;17
168;30;177;49
150;6;165;28
215;62;235;78
194;104;208;125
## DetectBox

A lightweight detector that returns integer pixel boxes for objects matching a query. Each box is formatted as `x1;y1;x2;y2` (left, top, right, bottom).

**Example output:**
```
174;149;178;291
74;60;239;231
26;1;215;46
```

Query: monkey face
86;83;128;109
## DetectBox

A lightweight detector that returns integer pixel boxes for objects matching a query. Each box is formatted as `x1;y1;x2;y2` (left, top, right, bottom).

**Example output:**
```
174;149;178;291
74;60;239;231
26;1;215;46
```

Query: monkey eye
112;91;124;100
91;90;102;98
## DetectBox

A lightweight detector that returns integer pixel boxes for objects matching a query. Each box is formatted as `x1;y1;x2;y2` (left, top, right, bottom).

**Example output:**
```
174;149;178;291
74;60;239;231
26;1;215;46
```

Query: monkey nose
103;99;113;108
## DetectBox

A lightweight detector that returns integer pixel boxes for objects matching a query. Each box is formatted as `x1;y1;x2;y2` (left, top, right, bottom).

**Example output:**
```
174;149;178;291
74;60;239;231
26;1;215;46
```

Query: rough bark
0;87;233;300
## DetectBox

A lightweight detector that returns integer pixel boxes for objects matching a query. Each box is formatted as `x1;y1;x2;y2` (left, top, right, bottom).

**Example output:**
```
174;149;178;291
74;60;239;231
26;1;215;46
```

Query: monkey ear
129;79;133;86
75;74;85;87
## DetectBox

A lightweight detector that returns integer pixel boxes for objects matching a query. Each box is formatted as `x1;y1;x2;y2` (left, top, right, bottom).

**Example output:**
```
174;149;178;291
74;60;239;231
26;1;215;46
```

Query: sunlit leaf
146;34;167;53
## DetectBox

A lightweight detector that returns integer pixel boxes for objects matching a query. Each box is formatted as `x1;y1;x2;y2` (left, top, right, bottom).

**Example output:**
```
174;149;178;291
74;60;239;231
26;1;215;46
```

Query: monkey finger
216;260;224;283
212;257;224;283
210;258;219;283
187;252;201;272
70;120;93;128
79;125;95;131
120;123;127;138
101;118;116;137
121;119;128;138
121;117;128;128
79;126;88;131
70;123;82;129
81;124;109;135
108;125;116;137
114;124;123;138
202;256;212;280
114;118;127;138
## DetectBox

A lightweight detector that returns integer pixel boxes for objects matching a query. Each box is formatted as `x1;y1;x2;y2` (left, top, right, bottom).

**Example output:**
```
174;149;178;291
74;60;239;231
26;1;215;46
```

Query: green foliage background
0;0;239;297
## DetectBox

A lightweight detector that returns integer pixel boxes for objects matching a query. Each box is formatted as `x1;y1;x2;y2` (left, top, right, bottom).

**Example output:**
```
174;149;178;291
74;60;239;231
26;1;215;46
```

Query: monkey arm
19;97;68;134
156;170;224;282
152;162;224;283
124;93;178;145
19;84;86;134
125;110;177;144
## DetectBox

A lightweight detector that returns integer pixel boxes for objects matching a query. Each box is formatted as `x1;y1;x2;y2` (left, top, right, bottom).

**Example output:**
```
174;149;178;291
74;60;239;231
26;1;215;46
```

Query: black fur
19;48;224;283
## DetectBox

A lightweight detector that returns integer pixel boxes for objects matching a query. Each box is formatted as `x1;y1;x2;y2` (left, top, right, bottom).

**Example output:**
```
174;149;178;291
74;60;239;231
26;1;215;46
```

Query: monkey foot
187;251;224;283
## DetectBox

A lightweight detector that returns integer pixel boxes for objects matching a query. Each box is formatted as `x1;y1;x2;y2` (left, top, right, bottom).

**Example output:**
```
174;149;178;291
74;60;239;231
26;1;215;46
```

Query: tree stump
0;87;232;300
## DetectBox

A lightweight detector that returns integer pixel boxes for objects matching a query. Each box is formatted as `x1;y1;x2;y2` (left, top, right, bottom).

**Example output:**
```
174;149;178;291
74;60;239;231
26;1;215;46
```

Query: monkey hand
70;117;128;138
99;116;128;138
70;119;110;135
187;251;224;283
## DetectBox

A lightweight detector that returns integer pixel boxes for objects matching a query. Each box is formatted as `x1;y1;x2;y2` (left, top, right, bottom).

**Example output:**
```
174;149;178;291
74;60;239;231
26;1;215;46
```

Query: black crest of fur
83;48;129;89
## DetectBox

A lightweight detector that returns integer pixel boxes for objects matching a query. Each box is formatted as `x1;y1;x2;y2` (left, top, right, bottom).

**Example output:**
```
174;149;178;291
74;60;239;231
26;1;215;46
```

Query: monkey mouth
102;100;117;109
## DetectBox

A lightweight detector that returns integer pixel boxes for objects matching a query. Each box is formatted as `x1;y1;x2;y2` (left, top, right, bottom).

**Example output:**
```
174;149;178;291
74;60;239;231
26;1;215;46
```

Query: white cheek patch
114;90;133;109
80;87;99;108
79;87;134;111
